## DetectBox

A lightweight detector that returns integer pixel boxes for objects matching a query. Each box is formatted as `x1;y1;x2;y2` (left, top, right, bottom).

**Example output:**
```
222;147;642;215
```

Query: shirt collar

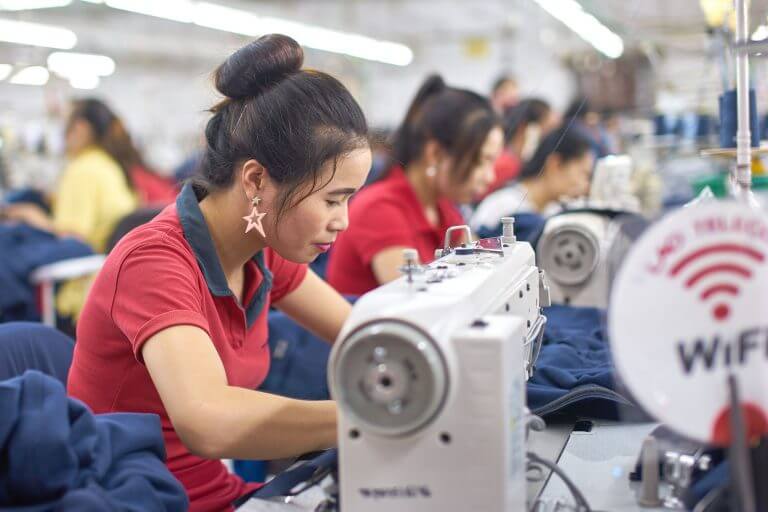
176;183;272;326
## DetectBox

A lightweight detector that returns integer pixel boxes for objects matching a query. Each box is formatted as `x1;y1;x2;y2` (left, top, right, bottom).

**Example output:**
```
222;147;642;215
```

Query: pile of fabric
0;370;188;511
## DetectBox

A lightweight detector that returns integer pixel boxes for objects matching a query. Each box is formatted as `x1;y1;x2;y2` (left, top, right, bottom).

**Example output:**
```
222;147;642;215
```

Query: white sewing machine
328;219;549;512
536;208;646;309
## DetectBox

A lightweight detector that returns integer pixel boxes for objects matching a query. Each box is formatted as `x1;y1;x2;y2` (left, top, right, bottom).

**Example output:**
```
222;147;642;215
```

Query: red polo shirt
67;184;307;512
327;166;465;295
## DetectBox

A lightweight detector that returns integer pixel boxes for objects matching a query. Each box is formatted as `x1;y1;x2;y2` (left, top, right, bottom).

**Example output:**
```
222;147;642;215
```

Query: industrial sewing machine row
328;218;550;512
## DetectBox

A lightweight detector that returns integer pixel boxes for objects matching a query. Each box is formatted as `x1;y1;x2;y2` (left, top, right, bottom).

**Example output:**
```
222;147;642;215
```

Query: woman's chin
264;245;317;265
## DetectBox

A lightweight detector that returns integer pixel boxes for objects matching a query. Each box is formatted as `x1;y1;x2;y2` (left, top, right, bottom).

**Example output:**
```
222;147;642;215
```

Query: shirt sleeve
351;199;418;266
265;248;309;303
53;163;100;246
110;239;210;362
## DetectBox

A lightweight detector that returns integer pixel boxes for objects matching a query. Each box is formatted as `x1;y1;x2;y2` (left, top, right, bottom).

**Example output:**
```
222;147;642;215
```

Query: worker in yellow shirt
4;98;139;319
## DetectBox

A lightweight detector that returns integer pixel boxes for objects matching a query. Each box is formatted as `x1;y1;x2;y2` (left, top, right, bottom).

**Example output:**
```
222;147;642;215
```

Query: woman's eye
326;200;341;207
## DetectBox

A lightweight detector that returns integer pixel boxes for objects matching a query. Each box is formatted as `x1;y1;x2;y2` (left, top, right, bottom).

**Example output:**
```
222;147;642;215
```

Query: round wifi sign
610;200;768;445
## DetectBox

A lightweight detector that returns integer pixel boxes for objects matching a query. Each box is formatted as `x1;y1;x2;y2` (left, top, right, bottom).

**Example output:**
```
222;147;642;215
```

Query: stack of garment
528;304;633;418
0;370;188;511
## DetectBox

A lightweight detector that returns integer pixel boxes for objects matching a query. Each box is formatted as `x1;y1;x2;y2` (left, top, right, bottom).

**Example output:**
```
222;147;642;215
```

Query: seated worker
490;74;520;114
564;97;611;158
326;75;503;295
483;98;560;198
67;34;371;511
471;125;594;235
3;98;138;252
3;98;140;321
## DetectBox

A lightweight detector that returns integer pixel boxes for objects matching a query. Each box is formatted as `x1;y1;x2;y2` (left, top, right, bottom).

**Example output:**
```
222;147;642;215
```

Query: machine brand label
358;485;432;499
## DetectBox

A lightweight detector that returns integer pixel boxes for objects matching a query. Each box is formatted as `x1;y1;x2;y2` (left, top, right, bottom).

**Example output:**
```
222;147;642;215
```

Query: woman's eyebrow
326;187;357;196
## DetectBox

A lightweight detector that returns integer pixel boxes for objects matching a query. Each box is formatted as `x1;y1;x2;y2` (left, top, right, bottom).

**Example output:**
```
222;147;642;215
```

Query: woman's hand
2;203;55;232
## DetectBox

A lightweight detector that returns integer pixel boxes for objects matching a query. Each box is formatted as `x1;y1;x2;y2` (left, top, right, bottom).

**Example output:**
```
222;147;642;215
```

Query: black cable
527;451;592;512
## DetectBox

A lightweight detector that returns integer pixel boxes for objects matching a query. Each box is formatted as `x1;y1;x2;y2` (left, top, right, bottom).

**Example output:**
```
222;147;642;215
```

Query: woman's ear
241;159;267;198
423;139;446;168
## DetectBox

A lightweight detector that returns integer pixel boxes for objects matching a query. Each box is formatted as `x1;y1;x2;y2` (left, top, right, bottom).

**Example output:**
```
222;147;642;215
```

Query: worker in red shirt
67;34;371;512
481;98;560;199
326;75;503;296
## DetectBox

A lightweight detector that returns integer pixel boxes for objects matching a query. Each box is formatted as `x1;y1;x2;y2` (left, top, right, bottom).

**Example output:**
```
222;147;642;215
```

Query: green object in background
693;173;768;197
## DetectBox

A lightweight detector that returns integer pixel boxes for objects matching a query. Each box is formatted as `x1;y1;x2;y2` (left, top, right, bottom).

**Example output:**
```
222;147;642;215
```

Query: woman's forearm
178;388;337;460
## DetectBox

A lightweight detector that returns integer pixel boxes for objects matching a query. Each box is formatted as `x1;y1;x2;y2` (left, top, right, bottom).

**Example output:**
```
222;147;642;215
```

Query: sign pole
734;0;752;199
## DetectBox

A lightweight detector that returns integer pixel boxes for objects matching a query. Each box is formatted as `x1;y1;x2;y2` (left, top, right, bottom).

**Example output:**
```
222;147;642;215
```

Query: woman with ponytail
67;35;371;511
326;75;503;295
4;98;139;251
3;99;145;321
471;125;595;234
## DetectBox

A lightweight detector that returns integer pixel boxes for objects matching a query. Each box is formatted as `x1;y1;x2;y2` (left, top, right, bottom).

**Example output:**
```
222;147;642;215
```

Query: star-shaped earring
243;196;266;237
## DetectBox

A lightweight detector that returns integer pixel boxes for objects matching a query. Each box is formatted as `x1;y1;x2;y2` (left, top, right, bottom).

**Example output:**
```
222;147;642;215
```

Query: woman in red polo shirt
326;75;503;295
67;34;371;511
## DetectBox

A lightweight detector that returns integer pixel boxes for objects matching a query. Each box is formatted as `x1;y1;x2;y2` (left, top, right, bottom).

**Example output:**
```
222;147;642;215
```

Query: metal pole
735;0;752;195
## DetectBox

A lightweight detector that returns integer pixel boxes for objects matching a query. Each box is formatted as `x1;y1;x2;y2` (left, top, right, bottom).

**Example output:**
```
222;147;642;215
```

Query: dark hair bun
215;33;303;99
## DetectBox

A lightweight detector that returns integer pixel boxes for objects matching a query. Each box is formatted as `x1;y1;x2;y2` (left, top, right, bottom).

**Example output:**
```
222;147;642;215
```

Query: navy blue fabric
0;224;93;322
475;212;546;246
2;189;50;213
0;322;73;384
260;310;331;400
0;370;188;511
528;305;631;418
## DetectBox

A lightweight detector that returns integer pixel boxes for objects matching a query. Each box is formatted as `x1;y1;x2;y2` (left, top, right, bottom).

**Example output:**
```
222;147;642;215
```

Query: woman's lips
314;243;332;252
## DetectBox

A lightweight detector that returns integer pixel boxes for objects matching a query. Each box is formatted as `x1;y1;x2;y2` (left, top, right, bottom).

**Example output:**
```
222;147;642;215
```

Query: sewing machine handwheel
330;321;448;437
538;224;600;285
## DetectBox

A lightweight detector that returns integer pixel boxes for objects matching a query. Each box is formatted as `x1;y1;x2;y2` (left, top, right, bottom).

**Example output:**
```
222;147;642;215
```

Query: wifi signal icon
668;243;765;321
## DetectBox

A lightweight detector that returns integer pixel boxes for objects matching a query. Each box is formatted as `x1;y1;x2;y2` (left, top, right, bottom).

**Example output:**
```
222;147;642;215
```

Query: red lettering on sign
647;232;685;274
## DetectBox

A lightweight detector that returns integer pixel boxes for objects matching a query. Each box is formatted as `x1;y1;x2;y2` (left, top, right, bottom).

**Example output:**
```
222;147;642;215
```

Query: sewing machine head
329;220;547;511
536;208;647;309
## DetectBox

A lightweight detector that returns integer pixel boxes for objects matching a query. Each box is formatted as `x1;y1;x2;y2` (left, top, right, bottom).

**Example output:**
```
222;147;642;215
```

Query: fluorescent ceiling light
752;24;768;41
0;18;77;49
192;2;264;35
105;0;194;23
256;15;413;66
103;0;413;66
0;64;12;80
79;0;104;3
48;51;115;77
10;66;50;85
0;0;71;10
69;74;99;89
531;0;624;59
